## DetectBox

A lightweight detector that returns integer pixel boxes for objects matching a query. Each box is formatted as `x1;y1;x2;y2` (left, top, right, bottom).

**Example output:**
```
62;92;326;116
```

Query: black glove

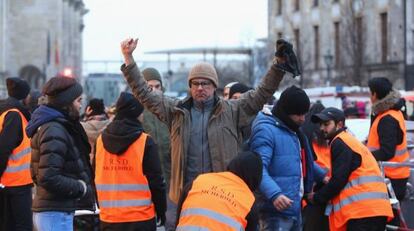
274;39;301;77
156;213;166;227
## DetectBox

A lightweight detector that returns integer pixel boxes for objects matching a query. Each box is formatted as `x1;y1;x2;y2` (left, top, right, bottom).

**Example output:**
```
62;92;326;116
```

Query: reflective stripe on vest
367;109;410;179
0;109;32;186
327;131;393;230
177;172;254;231
180;208;243;231
95;133;155;223
176;225;210;231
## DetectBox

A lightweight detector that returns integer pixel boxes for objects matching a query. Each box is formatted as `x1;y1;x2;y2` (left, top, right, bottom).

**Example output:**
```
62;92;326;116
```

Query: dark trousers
1;185;33;231
302;204;329;231
347;216;387;231
100;217;156;231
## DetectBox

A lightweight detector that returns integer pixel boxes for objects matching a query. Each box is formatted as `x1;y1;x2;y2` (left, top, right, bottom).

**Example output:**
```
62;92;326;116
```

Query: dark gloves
274;39;301;77
157;213;166;227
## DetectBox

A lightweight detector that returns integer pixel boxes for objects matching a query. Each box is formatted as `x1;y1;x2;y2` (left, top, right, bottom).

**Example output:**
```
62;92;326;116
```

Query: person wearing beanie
229;82;252;100
120;38;300;228
367;77;409;226
249;86;327;230
0;77;33;230
95;92;166;230
309;107;393;231
176;151;263;231
141;67;174;230
81;98;110;164
26;76;96;231
223;81;238;100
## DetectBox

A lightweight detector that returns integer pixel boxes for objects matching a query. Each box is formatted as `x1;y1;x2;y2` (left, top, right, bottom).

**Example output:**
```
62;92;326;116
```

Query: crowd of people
0;38;410;231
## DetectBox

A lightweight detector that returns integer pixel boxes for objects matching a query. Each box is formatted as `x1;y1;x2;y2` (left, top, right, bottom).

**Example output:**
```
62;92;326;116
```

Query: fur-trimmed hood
371;89;401;115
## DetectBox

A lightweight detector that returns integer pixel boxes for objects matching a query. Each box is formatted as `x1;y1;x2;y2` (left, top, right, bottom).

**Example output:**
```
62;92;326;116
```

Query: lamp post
324;49;334;87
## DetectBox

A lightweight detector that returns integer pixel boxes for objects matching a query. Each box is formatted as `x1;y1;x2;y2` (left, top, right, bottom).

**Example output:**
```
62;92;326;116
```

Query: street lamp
324;49;334;87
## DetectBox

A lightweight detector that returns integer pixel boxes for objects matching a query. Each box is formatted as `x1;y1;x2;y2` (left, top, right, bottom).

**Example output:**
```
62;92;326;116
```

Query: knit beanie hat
142;67;163;86
272;85;310;115
6;77;30;100
229;83;251;99
368;77;392;100
115;92;144;119
188;62;218;87
87;98;105;116
43;76;83;107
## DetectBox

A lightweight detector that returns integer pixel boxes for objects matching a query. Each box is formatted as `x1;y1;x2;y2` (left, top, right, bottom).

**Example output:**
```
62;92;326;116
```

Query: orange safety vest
367;110;410;179
326;131;393;231
95;133;155;223
177;172;255;231
0;109;32;187
313;141;331;177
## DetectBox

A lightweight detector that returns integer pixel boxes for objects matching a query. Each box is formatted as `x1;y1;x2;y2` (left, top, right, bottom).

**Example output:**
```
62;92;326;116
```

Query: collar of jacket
371;89;401;115
177;93;223;116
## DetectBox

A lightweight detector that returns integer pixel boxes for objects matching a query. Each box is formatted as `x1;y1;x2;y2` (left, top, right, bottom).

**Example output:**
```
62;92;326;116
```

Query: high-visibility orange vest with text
313;141;331;177
326;131;393;231
177;172;255;231
95;133;155;223
367;109;410;179
0;109;32;186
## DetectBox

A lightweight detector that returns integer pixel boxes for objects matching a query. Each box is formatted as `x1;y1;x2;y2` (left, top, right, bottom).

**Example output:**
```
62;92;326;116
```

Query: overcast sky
82;0;268;61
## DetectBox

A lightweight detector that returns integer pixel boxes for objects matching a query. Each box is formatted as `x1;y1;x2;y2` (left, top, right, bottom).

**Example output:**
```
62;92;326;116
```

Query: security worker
366;77;409;202
176;151;262;231
0;77;32;231
309;107;393;231
95;92;166;231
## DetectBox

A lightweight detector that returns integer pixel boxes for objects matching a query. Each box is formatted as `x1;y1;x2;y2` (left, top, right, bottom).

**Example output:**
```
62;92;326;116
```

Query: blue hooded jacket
249;112;326;218
26;105;64;138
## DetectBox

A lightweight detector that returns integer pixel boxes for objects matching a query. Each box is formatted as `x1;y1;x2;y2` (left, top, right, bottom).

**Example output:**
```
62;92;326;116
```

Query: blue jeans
33;211;74;231
259;214;302;231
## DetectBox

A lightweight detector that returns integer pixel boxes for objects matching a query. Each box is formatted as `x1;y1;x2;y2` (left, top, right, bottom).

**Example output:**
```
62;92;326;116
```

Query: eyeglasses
190;80;213;88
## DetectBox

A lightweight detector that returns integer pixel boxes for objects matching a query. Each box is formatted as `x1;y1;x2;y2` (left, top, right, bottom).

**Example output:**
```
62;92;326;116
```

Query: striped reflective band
96;184;149;191
99;199;152;208
325;192;389;215
176;225;211;231
343;175;385;190
4;163;30;173
9;148;31;161
180;208;243;231
367;147;407;156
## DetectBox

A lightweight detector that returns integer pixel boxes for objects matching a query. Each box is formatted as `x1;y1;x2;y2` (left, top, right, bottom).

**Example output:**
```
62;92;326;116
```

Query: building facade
268;0;414;89
0;0;87;97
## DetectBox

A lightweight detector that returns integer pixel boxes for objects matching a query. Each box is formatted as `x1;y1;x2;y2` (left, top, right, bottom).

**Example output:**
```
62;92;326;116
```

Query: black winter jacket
28;105;95;212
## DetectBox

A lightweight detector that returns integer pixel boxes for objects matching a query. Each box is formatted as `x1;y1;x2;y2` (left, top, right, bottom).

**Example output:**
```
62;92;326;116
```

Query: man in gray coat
120;37;299;229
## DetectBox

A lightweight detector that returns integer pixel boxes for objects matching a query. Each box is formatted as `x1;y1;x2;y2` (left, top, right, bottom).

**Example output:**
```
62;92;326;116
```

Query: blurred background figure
223;81;238;100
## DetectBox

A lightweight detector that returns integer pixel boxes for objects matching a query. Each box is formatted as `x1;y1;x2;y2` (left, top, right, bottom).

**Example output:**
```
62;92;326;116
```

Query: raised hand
120;38;138;65
273;39;301;77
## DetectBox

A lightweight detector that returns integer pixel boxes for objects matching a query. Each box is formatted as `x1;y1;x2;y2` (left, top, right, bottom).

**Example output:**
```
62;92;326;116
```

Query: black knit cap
272;85;310;115
368;77;392;100
45;77;83;107
115;92;144;119
6;77;30;100
87;98;105;116
229;83;251;99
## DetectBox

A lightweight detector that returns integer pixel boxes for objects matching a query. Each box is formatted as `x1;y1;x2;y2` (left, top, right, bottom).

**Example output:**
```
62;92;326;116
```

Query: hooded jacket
121;62;284;203
81;114;110;160
27;105;95;212
100;117;166;220
249;112;326;218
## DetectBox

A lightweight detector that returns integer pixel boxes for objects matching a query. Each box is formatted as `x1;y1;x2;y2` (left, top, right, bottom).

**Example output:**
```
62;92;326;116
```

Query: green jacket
121;63;285;203
142;110;171;186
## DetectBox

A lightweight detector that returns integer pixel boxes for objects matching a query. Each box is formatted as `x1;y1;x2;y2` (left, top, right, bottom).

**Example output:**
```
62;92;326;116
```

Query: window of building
334;22;340;67
277;0;282;15
294;0;300;11
380;12;388;63
313;0;319;7
314;26;319;69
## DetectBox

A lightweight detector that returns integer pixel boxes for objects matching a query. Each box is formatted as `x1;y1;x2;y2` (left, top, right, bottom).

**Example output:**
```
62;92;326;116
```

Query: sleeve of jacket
313;162;328;183
235;66;285;128
245;201;259;231
142;136;167;219
372;115;403;161
36;124;87;199
0;111;23;177
121;63;179;129
249;123;282;201
314;138;360;204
